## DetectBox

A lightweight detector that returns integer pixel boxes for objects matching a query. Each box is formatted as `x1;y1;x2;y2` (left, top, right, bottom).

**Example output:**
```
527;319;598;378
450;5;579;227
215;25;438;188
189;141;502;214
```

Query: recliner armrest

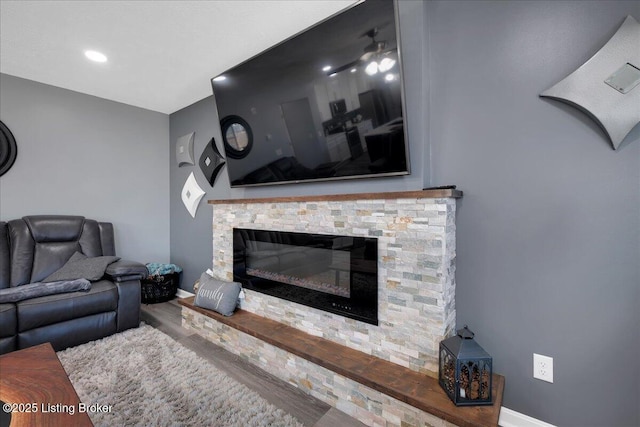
105;259;148;282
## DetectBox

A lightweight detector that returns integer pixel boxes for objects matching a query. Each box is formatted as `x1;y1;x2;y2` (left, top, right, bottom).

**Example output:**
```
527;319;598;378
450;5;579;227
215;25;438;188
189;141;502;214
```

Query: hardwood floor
140;299;366;427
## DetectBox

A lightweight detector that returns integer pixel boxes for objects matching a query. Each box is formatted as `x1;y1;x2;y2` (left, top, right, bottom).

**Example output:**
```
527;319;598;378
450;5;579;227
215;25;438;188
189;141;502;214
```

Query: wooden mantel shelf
208;188;462;205
179;297;504;427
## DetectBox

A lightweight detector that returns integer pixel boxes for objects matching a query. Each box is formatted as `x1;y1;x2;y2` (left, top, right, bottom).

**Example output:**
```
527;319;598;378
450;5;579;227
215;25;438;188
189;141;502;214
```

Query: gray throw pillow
0;279;91;303
193;273;241;316
44;251;120;282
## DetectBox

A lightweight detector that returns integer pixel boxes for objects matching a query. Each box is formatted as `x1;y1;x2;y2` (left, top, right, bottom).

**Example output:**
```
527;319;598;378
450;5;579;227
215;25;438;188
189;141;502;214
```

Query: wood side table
0;343;93;427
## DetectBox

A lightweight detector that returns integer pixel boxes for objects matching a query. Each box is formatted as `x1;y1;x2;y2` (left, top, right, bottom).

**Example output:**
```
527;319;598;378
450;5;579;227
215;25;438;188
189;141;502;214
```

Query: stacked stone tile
210;195;457;374
182;307;457;427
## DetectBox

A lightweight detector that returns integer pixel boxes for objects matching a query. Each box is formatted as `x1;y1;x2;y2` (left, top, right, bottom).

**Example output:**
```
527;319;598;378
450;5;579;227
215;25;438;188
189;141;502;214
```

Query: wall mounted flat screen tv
211;0;410;187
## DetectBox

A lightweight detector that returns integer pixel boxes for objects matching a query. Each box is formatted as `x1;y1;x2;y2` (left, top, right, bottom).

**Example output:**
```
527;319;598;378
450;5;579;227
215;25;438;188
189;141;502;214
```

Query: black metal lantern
439;325;493;406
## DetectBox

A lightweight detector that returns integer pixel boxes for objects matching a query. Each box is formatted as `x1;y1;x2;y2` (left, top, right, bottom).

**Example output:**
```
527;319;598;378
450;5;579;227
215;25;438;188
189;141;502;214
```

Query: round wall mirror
220;115;253;159
0;120;18;177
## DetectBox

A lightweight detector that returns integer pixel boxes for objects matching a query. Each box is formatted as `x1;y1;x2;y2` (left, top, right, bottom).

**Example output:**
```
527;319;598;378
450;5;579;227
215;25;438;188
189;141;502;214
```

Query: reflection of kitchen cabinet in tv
356;120;373;152
325;119;373;163
326;133;350;162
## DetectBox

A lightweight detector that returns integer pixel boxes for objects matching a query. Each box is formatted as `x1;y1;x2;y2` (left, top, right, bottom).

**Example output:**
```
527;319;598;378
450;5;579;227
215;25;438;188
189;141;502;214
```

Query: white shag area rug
57;324;303;427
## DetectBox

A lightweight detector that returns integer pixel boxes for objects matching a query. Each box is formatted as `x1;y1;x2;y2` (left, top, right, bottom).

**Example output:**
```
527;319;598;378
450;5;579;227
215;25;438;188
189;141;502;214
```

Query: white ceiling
0;0;357;114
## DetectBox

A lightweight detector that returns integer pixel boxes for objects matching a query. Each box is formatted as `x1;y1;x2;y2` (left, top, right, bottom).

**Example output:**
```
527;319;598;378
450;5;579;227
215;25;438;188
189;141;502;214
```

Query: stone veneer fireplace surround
206;189;460;374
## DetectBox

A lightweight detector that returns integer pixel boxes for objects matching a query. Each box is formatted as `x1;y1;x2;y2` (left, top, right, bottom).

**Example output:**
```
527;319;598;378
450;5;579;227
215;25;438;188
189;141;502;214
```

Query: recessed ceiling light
84;50;107;63
213;75;227;82
322;65;331;72
350;68;357;73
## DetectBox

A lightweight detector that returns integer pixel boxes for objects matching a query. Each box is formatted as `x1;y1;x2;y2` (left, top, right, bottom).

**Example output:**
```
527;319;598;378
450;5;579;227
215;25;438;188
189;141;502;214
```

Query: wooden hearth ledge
208;188;463;205
179;297;504;427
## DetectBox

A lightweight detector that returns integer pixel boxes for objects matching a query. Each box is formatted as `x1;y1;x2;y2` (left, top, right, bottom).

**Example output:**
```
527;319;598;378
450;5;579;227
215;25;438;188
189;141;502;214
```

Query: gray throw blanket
0;279;91;303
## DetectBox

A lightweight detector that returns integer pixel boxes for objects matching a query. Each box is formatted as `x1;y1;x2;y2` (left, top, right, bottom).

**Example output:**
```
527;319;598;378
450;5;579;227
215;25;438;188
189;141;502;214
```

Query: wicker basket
141;272;179;304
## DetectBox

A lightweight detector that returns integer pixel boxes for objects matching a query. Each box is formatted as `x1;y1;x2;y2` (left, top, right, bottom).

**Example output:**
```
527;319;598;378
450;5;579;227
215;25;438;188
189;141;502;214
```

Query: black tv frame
211;0;410;188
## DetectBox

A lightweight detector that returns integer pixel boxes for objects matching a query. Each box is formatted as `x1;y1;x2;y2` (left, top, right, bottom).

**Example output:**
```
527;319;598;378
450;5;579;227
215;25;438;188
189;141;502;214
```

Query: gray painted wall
428;1;639;426
169;1;639;425
0;74;171;262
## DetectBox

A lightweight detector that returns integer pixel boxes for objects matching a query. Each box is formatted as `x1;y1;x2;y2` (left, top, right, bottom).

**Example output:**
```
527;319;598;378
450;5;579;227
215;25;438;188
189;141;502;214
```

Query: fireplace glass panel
246;241;351;298
234;228;378;325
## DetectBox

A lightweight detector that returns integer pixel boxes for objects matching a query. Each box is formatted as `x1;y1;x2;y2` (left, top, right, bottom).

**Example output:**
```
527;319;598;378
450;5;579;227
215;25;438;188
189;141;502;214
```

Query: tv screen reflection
212;0;409;187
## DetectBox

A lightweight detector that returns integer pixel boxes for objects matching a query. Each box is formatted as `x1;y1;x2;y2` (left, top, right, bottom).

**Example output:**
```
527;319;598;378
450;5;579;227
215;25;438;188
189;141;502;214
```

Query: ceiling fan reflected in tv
211;0;410;188
329;26;397;77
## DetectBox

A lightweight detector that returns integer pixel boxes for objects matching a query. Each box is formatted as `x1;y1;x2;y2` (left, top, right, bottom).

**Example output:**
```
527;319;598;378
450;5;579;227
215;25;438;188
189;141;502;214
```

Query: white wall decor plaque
181;172;205;218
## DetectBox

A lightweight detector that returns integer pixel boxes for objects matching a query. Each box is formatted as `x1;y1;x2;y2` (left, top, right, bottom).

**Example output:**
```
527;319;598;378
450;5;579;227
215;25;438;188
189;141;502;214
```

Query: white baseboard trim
499;407;556;427
175;289;195;299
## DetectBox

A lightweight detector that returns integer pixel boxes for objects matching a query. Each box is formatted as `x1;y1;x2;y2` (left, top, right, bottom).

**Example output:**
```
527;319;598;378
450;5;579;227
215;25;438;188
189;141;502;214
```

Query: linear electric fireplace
233;228;378;325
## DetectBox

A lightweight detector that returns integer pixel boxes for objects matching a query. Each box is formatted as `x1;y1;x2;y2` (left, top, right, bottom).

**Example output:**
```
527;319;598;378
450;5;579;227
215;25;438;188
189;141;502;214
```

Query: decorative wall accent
198;137;225;187
175;132;195;166
180;172;205;218
0;120;18;177
540;15;640;150
220;115;253;159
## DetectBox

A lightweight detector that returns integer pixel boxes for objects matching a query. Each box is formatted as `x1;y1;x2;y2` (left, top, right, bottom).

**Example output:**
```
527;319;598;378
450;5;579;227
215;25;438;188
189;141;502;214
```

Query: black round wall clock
0;120;18;177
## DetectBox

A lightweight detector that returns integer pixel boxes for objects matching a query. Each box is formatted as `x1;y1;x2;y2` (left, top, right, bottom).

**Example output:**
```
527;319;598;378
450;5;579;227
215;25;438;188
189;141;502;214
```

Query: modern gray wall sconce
176;132;195;166
199;137;226;187
540;15;640;150
180;172;205;218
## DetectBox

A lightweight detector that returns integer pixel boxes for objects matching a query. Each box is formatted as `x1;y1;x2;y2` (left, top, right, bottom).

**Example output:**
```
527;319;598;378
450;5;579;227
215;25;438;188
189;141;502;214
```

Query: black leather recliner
0;215;147;354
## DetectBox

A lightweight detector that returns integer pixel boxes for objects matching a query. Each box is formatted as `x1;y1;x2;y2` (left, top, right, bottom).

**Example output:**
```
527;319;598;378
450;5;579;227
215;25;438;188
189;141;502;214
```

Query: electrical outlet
533;353;554;383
